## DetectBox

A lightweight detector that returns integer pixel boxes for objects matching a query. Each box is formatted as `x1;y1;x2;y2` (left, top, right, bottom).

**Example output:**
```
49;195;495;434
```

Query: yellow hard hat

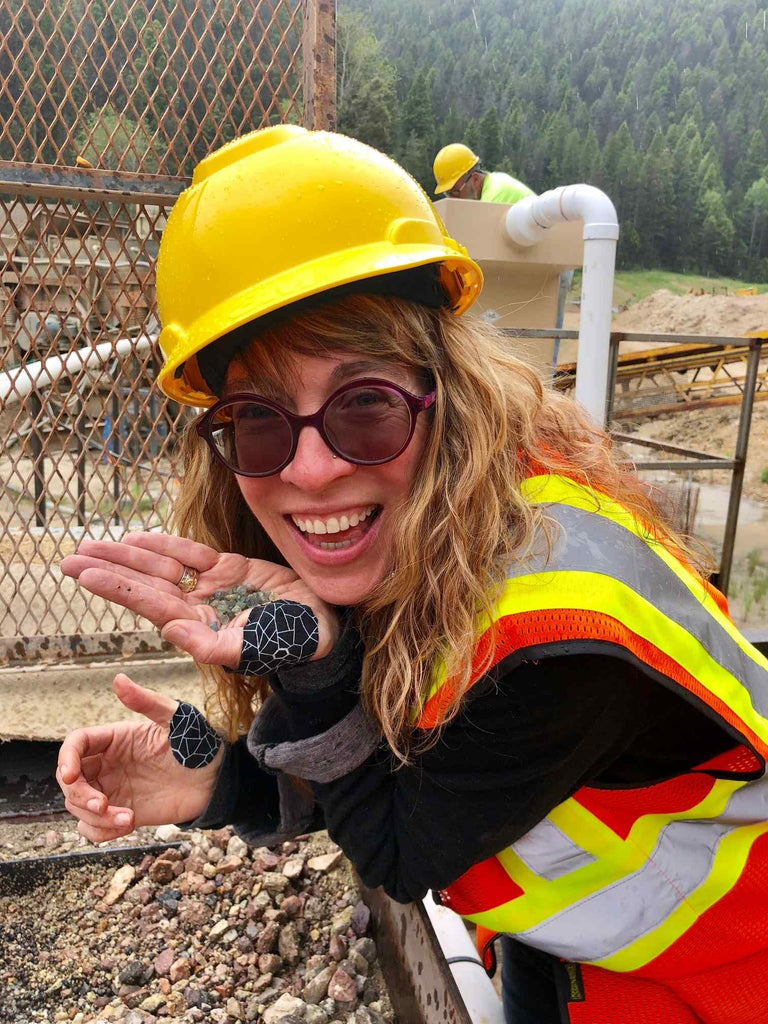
156;125;483;406
433;143;480;194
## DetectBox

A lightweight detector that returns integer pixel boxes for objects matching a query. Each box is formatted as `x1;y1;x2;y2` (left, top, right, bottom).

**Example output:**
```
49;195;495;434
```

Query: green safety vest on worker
480;171;535;205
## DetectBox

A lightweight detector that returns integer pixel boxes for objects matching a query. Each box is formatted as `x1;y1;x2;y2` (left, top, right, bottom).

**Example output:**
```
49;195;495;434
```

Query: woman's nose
279;425;356;490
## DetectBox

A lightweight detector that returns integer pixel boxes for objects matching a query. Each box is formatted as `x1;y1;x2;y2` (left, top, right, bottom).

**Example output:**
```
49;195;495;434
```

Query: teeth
292;506;376;535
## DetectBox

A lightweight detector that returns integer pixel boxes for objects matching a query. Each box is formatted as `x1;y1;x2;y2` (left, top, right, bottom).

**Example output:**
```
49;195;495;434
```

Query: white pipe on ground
504;184;619;426
422;897;505;1023
0;334;153;406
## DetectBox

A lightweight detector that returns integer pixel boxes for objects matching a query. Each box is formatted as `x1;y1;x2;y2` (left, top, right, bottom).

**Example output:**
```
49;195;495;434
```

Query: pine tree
636;131;675;265
478;107;502;168
337;13;398;153
698;189;735;273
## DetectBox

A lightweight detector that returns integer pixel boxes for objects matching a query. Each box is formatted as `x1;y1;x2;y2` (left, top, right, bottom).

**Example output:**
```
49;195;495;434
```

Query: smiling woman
57;126;768;1024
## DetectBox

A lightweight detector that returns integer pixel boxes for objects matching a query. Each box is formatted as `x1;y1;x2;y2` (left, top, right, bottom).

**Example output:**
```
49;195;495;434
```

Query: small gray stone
262;993;306;1024
350;902;370;937
258;953;282;974
301;964;335;1003
348;949;369;976
227;835;249;859
303;1007;329;1024
118;961;152;987
138;992;166;1012
208;919;231;942
306;851;343;873
256;921;280;953
330;907;353;937
262;872;290;895
278;922;300;965
155;824;183;843
352;938;377;963
226;997;244;1019
303;896;325;922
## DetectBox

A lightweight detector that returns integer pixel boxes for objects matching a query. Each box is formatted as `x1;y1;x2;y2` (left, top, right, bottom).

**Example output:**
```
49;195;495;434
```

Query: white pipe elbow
559;184;619;241
504;184;618;246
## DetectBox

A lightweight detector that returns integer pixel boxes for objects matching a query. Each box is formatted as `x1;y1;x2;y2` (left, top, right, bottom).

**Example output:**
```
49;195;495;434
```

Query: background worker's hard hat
433;143;480;194
156;125;483;407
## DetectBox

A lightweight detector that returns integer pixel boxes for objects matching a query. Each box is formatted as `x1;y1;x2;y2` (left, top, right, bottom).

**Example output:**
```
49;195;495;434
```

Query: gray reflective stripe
507;503;768;719
506;772;768;962
513;817;596;880
715;770;768;822
514;818;733;961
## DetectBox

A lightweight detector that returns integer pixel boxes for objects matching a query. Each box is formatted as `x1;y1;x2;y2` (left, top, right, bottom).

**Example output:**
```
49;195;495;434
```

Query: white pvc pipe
423;897;505;1024
505;184;619;427
0;334;153;406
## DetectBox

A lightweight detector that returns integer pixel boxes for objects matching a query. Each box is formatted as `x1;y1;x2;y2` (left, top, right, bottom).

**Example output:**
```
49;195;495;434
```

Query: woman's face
226;351;430;606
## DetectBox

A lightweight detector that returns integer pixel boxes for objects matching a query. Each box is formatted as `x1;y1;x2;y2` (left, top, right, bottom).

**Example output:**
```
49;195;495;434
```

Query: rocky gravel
0;826;395;1024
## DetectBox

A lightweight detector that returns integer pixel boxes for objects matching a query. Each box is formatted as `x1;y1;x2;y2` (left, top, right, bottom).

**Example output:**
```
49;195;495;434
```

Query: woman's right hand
60;532;339;670
57;673;222;844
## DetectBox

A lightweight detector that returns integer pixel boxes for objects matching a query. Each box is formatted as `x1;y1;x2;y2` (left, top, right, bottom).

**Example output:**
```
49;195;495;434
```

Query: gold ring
177;565;199;593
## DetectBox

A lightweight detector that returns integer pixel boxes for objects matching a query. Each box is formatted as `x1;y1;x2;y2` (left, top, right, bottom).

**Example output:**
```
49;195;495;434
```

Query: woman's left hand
60;532;339;669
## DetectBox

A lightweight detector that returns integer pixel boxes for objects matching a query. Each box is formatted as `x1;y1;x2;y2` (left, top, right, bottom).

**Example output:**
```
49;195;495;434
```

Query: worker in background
434;142;571;342
433;142;534;204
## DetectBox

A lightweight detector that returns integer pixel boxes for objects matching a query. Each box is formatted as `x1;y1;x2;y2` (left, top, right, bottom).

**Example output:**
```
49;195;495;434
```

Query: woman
59;126;768;1024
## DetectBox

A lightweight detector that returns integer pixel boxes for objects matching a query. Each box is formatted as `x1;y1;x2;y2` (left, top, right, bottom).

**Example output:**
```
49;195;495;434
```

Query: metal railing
507;328;766;594
0;0;335;667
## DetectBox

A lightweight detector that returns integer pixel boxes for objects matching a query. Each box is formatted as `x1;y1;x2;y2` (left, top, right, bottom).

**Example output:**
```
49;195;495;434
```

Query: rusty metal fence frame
0;0;335;667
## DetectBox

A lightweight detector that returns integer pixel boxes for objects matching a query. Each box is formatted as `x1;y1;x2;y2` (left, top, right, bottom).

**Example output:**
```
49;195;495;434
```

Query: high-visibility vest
480;170;535;205
417;474;768;1023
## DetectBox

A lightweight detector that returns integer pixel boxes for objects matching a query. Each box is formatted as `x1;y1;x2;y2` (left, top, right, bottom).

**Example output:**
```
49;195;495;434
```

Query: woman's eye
235;404;278;421
342;389;392;409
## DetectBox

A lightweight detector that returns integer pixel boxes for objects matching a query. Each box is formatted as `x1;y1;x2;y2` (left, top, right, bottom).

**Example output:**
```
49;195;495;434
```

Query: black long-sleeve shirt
196;641;734;904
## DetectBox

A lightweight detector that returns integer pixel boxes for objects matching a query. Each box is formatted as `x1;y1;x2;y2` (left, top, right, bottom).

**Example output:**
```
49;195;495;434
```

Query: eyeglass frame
196;377;437;477
447;166;478;198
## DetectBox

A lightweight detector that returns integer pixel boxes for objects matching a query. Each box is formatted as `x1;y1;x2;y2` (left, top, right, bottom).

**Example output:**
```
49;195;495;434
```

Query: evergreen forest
337;0;768;279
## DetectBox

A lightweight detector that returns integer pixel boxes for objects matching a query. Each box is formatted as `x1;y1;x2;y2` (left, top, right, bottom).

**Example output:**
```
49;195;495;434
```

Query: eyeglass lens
208;384;414;475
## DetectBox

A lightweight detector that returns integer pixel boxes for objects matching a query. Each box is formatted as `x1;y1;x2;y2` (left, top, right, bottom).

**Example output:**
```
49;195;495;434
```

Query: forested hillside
337;0;768;278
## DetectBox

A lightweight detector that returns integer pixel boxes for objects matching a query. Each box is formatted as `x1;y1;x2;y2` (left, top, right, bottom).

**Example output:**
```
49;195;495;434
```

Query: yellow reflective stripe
494;803;647;921
522;474;768;676
418;474;767;720
595;820;768;972
490;570;768;746
463;777;741;938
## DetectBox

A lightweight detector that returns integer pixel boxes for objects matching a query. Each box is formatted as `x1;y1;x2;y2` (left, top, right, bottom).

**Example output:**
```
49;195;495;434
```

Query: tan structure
435;197;583;373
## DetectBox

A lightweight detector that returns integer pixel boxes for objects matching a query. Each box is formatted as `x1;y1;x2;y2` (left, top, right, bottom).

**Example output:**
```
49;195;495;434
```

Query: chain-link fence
0;0;336;666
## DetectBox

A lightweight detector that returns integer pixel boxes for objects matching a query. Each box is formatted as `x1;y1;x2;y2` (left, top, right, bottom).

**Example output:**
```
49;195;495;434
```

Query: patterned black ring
168;701;221;768
238;600;319;676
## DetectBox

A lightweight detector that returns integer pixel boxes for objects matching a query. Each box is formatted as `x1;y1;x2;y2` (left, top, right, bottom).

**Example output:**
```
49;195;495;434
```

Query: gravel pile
0;826;395;1024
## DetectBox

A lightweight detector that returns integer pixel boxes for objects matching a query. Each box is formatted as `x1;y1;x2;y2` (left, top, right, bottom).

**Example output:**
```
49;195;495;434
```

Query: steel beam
0;631;175;668
0;161;187;205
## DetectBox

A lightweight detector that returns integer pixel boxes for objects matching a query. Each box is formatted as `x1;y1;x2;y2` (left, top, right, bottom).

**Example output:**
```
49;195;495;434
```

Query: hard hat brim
157;243;483;407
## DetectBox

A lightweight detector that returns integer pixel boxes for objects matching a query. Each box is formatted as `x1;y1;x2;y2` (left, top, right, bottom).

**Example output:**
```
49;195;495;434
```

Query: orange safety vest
416;474;768;1024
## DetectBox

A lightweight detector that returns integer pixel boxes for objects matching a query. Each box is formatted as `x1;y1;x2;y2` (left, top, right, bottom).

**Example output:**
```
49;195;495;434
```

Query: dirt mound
613;289;768;336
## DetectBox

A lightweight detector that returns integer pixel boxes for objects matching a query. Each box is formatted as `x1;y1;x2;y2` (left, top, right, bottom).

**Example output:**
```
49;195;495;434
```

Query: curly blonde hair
172;293;708;760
